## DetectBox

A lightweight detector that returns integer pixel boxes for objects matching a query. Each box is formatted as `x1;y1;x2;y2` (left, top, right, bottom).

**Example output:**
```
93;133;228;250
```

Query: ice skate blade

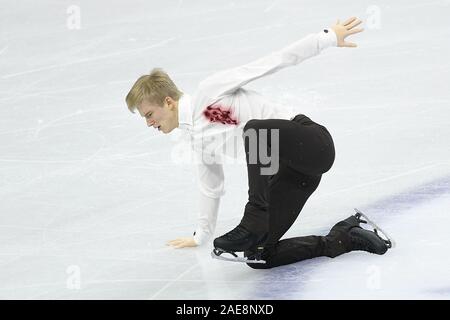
211;250;266;264
354;208;396;248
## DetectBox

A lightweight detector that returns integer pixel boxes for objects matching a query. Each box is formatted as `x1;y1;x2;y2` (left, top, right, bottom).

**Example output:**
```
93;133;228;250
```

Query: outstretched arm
197;16;363;100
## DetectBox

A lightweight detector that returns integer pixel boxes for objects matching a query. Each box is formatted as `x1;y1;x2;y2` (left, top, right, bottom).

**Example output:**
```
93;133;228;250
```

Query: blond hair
126;68;183;113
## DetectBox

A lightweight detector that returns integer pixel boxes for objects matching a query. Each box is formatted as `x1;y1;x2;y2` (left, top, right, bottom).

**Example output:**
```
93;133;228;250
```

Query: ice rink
1;0;450;299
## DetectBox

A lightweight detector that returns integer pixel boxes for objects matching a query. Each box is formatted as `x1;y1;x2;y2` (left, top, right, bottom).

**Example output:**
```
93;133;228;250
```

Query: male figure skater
126;17;392;269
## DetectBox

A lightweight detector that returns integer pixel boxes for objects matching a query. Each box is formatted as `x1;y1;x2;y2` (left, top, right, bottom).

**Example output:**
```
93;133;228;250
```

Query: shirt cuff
319;28;338;48
193;229;211;246
192;194;221;246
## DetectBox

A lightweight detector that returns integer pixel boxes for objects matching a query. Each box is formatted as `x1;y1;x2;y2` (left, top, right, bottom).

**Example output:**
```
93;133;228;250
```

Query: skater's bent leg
239;116;334;235
244;167;324;269
237;114;338;269
246;226;353;269
238;120;270;234
244;165;356;269
246;236;326;269
246;216;361;269
265;166;322;246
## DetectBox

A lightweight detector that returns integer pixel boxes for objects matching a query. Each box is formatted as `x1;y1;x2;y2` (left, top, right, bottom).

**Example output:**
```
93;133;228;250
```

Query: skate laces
225;225;250;240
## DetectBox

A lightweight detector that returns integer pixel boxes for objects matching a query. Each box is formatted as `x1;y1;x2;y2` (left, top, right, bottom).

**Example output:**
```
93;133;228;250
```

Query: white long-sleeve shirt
177;29;338;245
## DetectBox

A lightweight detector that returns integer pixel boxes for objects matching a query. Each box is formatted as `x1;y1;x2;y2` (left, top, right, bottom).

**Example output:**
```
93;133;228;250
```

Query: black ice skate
349;208;395;254
212;225;267;264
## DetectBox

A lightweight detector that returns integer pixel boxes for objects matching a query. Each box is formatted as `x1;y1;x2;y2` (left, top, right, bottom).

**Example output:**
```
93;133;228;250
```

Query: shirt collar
177;94;193;131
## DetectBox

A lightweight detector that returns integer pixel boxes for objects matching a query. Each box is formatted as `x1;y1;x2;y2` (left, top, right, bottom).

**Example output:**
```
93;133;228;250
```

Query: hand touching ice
331;17;364;47
167;237;197;248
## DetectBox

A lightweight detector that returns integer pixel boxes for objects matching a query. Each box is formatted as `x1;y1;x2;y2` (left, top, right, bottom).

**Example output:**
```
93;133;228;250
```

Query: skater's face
137;97;179;134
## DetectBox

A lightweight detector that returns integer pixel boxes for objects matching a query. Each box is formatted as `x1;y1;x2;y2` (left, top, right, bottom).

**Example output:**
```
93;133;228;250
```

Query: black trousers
239;114;350;269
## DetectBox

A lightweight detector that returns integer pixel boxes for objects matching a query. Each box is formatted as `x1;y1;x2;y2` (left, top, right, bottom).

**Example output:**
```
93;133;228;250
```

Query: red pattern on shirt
203;105;239;125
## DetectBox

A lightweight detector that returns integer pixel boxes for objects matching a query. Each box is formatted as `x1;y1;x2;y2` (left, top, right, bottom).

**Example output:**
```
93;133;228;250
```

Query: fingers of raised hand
347;18;362;30
343;16;357;26
347;27;364;35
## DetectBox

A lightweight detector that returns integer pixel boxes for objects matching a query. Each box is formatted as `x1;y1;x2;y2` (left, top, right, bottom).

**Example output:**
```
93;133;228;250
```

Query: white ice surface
1;0;450;299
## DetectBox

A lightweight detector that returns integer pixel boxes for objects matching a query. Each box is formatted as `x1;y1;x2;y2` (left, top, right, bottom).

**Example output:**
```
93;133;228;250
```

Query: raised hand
331;17;364;47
